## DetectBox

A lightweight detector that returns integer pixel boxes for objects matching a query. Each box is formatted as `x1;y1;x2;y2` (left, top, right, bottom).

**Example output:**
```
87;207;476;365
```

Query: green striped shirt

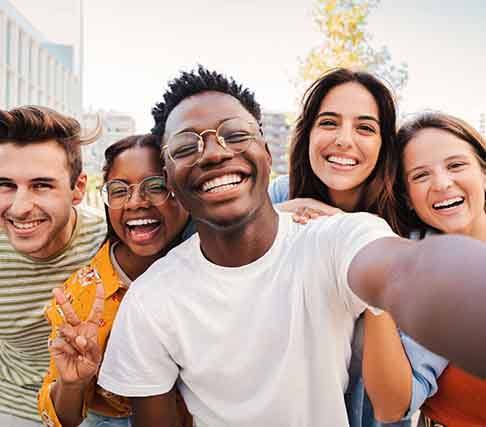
0;206;106;422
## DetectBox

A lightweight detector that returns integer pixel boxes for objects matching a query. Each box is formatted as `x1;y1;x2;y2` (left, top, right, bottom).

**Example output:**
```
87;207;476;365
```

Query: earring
170;192;175;199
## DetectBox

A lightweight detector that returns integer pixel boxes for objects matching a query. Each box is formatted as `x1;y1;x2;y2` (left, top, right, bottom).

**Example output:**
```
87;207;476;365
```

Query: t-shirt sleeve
330;212;397;316
98;287;179;397
268;174;290;204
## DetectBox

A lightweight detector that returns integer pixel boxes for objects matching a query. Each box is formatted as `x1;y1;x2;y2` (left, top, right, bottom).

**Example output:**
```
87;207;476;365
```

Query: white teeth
207;183;238;193
327;155;358;166
202;174;243;192
126;218;159;226
12;220;43;230
433;197;464;209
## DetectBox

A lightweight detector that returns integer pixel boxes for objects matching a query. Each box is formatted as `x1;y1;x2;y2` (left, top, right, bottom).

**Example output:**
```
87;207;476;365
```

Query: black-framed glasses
100;176;170;209
162;118;262;167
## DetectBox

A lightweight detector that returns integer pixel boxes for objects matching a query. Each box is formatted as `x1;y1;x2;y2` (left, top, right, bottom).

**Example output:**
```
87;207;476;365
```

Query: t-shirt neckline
195;212;291;279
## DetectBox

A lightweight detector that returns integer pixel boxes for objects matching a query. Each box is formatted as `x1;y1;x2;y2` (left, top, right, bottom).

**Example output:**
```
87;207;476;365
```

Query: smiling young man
0;106;106;426
98;67;486;427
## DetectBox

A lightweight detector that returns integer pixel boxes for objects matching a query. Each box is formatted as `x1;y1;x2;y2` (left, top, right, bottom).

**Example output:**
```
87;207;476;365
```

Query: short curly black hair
151;65;261;139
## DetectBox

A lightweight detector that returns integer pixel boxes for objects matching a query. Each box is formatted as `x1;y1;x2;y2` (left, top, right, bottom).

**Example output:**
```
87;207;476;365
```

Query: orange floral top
38;242;192;427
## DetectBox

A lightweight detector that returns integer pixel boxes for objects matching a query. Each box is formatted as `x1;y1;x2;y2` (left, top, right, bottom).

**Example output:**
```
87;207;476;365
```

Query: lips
7;218;47;235
432;196;465;210
125;218;161;244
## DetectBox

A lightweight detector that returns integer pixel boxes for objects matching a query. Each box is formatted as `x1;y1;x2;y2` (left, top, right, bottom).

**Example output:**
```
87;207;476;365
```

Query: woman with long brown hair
270;68;418;426
392;111;486;427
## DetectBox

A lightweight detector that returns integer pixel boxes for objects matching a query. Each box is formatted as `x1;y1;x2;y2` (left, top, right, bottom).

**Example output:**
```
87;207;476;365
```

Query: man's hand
49;278;104;387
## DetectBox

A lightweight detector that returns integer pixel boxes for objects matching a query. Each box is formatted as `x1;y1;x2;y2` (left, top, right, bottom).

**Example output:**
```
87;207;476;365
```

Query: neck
114;243;161;281
59;207;78;252
465;212;486;242
328;187;362;212
196;202;279;267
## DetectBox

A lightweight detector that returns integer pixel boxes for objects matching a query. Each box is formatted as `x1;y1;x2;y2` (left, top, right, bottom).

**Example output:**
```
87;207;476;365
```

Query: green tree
299;0;408;94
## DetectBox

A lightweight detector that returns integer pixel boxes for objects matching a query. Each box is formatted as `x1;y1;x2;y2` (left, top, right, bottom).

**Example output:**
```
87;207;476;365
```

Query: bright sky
11;0;486;133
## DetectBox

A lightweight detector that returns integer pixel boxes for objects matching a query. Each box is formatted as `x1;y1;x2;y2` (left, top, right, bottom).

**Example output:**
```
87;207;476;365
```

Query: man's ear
72;172;87;206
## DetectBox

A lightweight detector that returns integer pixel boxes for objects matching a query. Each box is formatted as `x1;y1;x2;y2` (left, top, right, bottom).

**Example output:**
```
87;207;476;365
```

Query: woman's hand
275;198;343;224
49;279;105;388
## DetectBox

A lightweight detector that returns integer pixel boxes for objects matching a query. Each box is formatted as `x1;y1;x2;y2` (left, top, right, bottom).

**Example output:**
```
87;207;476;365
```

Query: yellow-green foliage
299;0;408;95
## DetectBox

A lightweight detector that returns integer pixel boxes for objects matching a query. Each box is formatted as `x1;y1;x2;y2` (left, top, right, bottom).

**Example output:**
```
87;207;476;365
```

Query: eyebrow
31;177;57;183
106;178;129;184
0;177;58;183
315;111;380;124
175;116;242;135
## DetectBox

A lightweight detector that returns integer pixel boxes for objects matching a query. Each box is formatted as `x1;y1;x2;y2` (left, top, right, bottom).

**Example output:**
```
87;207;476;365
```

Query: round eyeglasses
100;176;170;209
162;117;262;167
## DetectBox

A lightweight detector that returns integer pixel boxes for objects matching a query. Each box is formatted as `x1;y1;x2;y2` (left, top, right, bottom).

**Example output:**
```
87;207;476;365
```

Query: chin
127;243;164;258
198;211;254;232
10;240;44;256
434;221;469;235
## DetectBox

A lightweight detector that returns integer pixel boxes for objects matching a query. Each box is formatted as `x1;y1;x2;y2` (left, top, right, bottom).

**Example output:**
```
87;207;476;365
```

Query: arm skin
362;311;412;422
132;389;177;427
50;381;88;427
349;234;486;378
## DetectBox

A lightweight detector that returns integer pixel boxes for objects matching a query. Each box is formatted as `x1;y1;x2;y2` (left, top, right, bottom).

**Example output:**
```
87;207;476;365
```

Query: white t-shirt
99;212;396;427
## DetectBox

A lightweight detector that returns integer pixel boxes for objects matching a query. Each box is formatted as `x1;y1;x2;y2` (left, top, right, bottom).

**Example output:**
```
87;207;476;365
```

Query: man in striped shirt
0;106;106;426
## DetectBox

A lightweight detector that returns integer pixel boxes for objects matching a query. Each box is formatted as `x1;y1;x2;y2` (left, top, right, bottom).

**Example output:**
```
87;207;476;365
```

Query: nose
124;185;150;210
198;133;234;166
335;123;353;149
431;171;453;192
8;188;34;218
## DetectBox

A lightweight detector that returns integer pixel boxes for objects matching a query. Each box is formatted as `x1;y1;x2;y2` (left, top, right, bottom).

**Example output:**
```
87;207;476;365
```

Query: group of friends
0;66;485;427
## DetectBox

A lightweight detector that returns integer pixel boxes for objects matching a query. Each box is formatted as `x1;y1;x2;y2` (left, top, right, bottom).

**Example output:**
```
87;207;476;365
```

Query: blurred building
0;0;81;115
262;111;292;176
82;110;136;173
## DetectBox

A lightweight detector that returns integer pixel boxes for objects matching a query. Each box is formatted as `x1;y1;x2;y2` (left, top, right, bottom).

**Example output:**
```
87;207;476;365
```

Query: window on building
38;51;43;87
6;21;13;66
6;71;12;107
29;40;35;80
18;32;27;75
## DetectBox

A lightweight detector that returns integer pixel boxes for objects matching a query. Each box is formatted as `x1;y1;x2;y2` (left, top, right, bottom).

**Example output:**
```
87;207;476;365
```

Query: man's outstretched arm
131;390;177;427
349;234;486;378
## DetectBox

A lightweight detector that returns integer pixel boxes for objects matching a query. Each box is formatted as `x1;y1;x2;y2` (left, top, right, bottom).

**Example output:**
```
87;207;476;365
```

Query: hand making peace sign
48;278;105;388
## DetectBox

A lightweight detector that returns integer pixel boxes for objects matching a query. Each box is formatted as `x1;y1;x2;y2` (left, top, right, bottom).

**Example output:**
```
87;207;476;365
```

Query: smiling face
308;82;382;210
0;140;85;259
163;91;273;230
106;146;188;258
403;128;486;238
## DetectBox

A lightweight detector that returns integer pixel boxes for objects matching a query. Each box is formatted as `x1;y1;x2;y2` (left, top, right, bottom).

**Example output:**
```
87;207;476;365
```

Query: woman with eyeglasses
38;135;193;427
